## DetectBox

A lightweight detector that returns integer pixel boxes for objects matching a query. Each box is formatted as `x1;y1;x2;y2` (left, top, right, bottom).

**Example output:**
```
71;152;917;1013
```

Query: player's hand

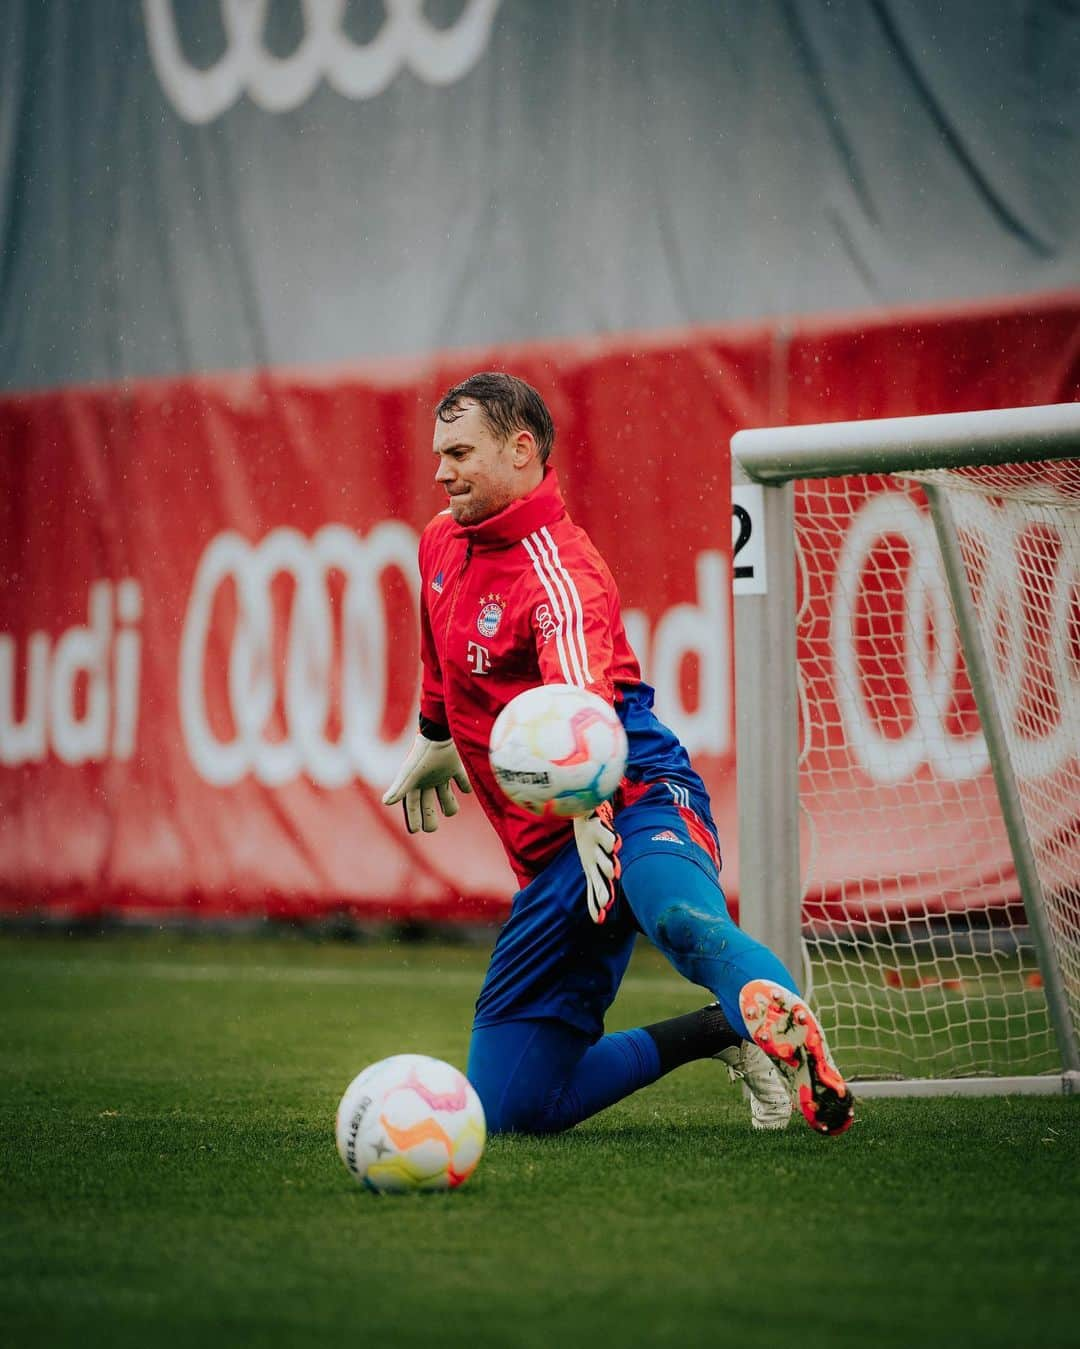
382;734;472;834
573;801;622;924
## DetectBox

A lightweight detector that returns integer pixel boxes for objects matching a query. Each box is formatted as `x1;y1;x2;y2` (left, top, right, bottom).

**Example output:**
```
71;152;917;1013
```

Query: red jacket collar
455;468;567;550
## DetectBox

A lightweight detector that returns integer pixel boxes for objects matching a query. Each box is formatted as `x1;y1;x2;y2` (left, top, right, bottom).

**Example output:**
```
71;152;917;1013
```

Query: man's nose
435;457;454;483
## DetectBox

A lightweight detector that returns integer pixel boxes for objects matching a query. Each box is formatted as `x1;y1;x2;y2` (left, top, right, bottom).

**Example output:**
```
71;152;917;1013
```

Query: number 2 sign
731;484;768;595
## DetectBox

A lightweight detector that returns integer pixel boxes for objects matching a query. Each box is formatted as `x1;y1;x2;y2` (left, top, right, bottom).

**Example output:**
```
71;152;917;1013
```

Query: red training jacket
418;468;642;885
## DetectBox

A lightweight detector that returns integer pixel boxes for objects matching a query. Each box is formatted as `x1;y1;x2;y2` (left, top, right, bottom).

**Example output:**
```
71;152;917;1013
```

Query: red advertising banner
783;294;1080;925
1;294;1077;924
0;330;770;921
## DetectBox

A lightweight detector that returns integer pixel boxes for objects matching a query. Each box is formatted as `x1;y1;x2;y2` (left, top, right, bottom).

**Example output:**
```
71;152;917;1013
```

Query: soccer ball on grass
335;1054;486;1193
488;682;628;818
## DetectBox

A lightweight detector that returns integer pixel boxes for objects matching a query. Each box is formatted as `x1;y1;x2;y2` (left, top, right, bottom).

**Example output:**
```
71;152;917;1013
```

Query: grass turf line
1;932;1077;1349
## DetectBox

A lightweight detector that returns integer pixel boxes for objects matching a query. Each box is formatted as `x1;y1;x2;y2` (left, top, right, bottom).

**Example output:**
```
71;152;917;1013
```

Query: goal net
733;405;1080;1095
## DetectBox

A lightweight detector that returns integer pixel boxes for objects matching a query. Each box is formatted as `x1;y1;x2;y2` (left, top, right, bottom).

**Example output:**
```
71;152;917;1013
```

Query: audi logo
831;491;1079;786
143;0;503;124
179;524;419;787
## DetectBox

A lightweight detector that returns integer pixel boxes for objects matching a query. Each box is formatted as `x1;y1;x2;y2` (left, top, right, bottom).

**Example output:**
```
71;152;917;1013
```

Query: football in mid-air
488;682;628;818
335;1055;486;1194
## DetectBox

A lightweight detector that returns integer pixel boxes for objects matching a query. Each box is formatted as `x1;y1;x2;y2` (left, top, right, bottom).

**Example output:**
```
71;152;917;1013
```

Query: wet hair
434;372;555;464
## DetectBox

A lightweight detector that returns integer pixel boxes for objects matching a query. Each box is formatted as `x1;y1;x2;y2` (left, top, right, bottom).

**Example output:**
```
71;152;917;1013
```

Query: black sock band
643;1003;740;1074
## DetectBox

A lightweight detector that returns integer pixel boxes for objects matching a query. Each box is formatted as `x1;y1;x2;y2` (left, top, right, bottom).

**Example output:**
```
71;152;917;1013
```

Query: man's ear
510;428;539;468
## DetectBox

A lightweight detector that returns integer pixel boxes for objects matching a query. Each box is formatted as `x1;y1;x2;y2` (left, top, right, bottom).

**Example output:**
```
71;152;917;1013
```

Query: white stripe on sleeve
538;527;594;685
534;528;594;685
522;533;578;685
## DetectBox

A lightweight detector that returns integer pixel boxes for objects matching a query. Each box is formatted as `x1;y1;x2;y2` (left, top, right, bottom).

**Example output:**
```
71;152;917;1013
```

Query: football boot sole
739;980;855;1137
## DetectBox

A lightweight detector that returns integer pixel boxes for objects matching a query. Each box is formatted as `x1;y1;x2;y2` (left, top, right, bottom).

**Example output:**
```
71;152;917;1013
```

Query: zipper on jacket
443;540;473;650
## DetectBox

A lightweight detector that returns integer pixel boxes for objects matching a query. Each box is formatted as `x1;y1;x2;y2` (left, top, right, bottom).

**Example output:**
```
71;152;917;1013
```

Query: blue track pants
469;819;798;1134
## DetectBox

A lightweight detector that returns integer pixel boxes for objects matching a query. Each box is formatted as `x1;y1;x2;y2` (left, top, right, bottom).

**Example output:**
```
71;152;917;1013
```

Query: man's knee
468;1017;590;1135
469;1052;574;1136
480;1091;570;1136
654;902;730;959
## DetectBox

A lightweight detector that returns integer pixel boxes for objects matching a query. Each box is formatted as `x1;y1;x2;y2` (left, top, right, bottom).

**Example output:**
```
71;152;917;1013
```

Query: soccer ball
335;1054;486;1194
488;682;628;818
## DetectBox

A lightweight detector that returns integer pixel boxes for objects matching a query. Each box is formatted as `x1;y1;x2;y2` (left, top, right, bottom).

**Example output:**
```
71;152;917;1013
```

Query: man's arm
526;539;619;702
382;535;471;833
417;540;449;733
526;540;624;921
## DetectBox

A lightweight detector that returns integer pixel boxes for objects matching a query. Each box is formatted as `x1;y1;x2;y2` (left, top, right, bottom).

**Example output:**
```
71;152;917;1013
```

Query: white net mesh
795;460;1080;1081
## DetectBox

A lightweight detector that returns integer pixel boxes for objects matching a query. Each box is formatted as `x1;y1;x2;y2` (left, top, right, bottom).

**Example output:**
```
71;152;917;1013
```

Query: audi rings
144;0;503;124
830;491;1079;786
179;523;419;787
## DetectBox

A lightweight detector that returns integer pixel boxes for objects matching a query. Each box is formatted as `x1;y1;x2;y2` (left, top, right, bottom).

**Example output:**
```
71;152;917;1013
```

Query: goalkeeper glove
573;801;622;924
382;733;472;834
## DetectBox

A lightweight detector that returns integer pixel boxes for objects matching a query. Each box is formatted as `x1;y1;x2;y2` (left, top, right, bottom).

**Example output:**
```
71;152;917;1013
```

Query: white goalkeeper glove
382;733;472;834
573;802;622;924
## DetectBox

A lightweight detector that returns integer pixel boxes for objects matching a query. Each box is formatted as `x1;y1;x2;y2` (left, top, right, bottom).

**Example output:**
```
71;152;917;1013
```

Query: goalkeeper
384;372;853;1138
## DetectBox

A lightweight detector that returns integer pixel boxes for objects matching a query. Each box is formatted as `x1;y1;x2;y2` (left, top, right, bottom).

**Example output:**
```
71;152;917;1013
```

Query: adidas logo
651;830;683;844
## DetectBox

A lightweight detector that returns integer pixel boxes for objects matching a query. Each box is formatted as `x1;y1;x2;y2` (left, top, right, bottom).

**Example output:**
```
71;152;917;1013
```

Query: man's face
432;400;525;525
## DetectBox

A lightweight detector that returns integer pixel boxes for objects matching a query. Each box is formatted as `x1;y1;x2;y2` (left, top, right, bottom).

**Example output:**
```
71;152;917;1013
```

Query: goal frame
731;402;1080;1097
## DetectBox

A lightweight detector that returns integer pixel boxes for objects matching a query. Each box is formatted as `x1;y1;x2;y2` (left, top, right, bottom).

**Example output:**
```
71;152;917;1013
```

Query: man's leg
467;1007;746;1135
620;848;853;1136
620;849;797;1039
466;829;810;1135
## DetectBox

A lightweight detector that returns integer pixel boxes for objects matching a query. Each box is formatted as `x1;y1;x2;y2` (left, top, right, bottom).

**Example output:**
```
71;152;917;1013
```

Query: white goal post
732;403;1080;1097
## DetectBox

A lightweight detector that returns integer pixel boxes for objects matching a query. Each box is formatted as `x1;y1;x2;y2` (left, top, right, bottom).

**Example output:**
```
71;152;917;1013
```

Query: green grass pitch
2;931;1077;1349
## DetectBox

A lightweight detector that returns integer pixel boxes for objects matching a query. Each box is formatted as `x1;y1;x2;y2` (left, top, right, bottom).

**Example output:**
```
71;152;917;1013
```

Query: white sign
732;484;767;595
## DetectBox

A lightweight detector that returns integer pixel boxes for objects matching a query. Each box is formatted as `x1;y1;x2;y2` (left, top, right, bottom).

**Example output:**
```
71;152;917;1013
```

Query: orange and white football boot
738;980;854;1136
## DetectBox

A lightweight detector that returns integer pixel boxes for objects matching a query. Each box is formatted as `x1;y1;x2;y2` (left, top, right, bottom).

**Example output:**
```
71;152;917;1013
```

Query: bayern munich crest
477;594;506;639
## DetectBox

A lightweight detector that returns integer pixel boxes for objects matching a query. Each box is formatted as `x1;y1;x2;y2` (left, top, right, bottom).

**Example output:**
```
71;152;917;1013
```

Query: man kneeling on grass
384;372;854;1138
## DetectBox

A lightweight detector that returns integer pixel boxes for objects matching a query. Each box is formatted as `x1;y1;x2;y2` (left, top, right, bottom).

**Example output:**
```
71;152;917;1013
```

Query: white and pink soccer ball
335;1055;486;1194
488;683;628;819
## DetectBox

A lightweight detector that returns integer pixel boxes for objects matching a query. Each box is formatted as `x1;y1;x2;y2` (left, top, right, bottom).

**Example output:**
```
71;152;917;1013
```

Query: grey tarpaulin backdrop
2;0;1078;392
